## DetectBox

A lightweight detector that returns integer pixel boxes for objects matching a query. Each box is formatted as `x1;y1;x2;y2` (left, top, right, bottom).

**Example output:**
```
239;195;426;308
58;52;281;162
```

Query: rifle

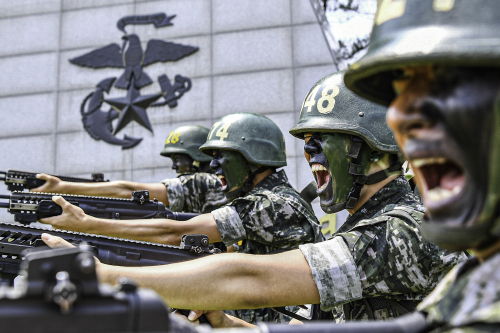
182;313;434;333
0;190;198;224
0;244;176;332
0;221;214;283
0;169;108;192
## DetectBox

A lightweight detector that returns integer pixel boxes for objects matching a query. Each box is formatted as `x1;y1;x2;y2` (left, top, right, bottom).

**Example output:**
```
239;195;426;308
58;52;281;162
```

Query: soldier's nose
304;139;321;156
387;92;436;140
210;159;220;170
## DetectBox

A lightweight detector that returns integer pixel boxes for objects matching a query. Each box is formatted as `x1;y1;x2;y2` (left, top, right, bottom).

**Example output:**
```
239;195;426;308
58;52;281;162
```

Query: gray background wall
0;0;341;223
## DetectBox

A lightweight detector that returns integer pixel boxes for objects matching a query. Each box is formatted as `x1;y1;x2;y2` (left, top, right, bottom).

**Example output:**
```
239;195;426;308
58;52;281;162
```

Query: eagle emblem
70;13;198;149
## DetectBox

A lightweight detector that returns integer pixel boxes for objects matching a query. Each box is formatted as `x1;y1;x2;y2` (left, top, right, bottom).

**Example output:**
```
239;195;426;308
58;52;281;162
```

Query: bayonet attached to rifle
0;169;108;192
0;190;198;224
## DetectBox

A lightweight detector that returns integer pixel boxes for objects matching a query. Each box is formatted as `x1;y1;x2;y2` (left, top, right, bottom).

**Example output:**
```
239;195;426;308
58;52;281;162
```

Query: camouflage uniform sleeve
299;237;363;311
211;206;247;247
160;178;185;212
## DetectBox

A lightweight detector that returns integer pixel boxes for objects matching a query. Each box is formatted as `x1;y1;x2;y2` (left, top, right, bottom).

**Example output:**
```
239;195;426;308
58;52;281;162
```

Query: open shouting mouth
217;175;228;191
311;163;331;194
410;154;466;214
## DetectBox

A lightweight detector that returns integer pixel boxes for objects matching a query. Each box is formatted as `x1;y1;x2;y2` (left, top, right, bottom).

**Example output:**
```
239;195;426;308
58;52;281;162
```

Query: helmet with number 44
200;113;287;167
200;113;286;200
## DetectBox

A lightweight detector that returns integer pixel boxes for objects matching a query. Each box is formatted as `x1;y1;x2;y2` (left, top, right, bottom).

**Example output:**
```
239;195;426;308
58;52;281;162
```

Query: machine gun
0;222;213;283
0;169;108;192
0;190;198;224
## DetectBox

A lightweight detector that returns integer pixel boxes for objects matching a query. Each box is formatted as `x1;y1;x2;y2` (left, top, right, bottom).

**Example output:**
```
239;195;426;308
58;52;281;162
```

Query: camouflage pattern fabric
161;172;228;214
299;176;467;322
417;252;500;332
213;170;324;324
211;169;324;254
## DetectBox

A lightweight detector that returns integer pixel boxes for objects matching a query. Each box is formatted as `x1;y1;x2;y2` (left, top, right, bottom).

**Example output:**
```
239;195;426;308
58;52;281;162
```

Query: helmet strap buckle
345;175;368;209
241;164;272;197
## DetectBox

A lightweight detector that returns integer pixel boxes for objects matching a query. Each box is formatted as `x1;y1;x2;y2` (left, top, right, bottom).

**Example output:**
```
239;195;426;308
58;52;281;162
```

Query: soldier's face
304;132;359;213
211;150;249;200
170;154;194;175
387;66;500;229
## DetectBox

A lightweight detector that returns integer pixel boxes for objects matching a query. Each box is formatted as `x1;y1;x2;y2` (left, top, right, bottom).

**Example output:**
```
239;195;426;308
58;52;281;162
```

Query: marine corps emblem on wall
70;13;198;149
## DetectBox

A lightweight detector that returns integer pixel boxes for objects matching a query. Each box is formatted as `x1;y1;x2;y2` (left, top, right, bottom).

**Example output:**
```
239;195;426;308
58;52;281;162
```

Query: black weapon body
0;190;198;224
0;222;212;283
0;169;108;192
0;245;173;333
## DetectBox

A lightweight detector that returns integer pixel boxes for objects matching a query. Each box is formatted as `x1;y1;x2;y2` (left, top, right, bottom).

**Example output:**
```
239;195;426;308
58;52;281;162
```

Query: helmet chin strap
240;163;272;197
344;136;403;210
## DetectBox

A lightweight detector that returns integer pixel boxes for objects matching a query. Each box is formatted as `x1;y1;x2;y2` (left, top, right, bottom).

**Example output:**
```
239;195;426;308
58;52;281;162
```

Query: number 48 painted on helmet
208;122;232;141
302;84;340;115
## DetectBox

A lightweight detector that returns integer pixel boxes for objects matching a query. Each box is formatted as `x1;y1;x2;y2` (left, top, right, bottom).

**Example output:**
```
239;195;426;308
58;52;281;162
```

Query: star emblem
104;78;163;134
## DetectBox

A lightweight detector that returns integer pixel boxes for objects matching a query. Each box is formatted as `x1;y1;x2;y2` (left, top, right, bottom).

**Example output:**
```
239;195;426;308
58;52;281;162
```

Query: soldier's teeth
311;164;327;172
318;183;328;191
426;185;462;201
412;157;447;168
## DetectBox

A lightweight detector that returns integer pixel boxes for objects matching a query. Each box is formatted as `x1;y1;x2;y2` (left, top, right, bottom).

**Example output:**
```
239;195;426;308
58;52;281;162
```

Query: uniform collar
338;176;415;233
247;169;288;195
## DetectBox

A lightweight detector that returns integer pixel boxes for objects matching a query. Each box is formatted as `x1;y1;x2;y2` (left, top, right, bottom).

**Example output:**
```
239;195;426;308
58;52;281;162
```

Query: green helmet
344;0;500;106
343;0;500;250
290;71;398;153
160;125;212;163
291;71;402;213
200;113;287;167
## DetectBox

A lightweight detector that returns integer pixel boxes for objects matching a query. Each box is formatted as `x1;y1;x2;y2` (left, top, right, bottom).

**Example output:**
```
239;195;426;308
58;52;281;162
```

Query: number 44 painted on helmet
208;122;232;141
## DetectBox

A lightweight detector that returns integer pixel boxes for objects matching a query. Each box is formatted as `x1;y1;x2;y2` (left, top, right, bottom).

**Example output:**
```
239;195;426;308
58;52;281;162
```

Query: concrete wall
0;0;338;222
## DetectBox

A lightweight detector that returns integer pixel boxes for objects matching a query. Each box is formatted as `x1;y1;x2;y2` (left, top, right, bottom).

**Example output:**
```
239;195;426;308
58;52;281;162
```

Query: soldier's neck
347;174;399;215
472;240;500;263
247;169;274;193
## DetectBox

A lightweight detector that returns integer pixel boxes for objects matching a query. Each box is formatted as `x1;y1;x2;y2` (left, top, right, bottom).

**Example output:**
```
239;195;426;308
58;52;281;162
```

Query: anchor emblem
70;13;198;149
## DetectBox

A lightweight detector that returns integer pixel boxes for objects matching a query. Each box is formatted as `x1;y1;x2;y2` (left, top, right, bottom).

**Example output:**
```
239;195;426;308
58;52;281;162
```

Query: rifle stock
0;190;198;224
0;169;108;192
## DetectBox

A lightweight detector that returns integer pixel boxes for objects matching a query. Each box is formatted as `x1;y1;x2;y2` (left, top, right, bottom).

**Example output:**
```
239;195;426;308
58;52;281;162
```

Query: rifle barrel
0;202;9;209
0;194;10;199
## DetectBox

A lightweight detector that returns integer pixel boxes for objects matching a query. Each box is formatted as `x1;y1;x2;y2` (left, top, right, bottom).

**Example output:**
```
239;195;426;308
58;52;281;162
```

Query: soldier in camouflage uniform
289;71;466;322
40;113;323;324
343;0;500;330
40;74;464;329
32;125;227;214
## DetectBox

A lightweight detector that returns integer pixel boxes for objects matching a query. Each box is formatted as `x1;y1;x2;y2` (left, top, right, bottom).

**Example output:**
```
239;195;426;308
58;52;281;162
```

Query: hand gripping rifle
0;221;214;284
0;190;198;224
0;169;108;192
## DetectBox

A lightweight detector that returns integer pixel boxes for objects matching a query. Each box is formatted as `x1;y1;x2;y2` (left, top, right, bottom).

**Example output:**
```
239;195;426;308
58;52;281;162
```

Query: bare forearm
80;216;183;244
50;213;222;245
55;181;155;198
98;250;320;310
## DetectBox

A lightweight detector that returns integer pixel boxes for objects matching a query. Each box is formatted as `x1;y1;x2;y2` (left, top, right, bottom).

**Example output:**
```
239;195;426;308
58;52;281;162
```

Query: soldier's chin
224;186;243;200
319;190;344;214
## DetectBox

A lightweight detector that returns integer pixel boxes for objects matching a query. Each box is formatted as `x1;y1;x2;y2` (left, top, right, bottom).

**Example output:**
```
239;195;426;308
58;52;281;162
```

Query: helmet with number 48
290;71;402;213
